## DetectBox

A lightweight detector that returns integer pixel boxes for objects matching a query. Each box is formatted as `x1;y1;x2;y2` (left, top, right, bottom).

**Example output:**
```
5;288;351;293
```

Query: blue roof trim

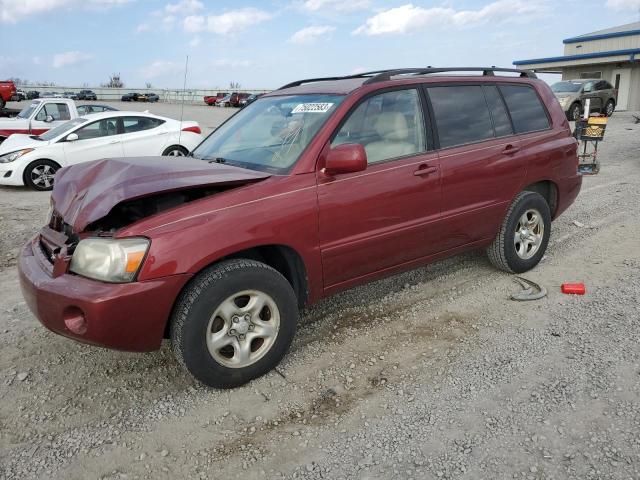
513;48;640;65
563;29;640;44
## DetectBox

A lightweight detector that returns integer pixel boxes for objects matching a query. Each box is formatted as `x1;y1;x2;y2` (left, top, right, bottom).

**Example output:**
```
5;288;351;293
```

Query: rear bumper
555;174;582;219
18;237;192;352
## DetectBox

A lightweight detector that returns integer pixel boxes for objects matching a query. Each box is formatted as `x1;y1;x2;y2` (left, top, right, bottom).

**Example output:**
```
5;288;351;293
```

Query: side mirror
66;133;78;142
324;143;367;176
44;115;54;123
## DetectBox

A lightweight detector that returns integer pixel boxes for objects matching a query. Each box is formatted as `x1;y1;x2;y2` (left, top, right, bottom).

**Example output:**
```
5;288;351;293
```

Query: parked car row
203;92;263;108
121;92;159;102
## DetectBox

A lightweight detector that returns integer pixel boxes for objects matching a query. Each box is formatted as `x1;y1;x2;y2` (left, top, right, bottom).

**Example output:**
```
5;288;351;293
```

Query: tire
486;191;551;273
162;145;188;157
170;259;298;388
604;99;615;117
23;159;60;191
568;103;581;121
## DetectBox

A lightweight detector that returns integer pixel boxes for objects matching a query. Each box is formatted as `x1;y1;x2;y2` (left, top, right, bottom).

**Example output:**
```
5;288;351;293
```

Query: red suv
18;67;581;388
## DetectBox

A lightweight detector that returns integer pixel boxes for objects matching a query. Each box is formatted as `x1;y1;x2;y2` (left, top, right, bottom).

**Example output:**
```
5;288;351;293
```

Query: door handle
108;140;120;144
413;164;438;176
502;144;520;155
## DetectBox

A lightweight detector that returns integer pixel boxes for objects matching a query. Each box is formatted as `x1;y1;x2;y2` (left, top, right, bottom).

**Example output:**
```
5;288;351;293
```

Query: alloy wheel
30;164;57;189
514;208;544;260
206;290;280;369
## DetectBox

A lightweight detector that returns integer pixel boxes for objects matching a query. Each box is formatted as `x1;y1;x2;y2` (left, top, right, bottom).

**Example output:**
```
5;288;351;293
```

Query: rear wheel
487;191;551;273
170;259;298;388
23;159;60;191
605;99;615;117
162;145;188;157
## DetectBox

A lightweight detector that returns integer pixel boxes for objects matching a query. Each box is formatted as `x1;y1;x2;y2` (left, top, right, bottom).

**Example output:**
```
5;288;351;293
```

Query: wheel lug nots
229;329;236;335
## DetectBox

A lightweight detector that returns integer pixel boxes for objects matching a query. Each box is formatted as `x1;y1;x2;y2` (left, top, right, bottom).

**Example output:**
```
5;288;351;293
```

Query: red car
19;67;581;388
204;92;229;106
0;80;17;109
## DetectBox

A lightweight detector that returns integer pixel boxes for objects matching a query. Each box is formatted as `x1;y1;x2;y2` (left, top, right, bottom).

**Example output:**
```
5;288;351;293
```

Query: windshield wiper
207;157;228;164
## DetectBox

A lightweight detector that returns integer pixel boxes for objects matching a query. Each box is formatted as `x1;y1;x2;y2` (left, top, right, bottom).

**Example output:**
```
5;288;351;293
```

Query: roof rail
276;67;536;90
363;67;537;84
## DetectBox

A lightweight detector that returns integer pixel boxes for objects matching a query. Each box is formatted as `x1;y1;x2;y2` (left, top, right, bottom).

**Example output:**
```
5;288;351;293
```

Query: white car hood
0;134;50;154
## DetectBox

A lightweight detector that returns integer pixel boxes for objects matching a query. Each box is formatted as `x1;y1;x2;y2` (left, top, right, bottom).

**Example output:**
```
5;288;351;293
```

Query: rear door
62;117;124;164
317;87;442;289
119;116;167;156
427;83;541;250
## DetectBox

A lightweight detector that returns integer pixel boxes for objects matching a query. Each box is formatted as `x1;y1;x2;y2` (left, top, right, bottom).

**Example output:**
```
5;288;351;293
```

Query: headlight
70;238;150;283
0;148;34;163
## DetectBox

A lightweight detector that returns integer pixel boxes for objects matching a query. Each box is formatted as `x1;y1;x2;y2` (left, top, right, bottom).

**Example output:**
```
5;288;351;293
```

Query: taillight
182;126;201;134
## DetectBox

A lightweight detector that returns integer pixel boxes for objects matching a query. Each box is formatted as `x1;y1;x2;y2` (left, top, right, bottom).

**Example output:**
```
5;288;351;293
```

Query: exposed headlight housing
0;148;34;163
70;238;150;283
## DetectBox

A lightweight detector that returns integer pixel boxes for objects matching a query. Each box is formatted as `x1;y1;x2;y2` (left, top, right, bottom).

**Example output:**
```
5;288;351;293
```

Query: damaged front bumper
18;233;192;352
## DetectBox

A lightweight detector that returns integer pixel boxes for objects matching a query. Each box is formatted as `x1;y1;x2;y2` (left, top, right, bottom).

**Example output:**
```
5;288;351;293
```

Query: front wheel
486;191;551;273
23;159;60;191
170;259;298;388
604;100;615;117
162;145;188;156
568;103;581;121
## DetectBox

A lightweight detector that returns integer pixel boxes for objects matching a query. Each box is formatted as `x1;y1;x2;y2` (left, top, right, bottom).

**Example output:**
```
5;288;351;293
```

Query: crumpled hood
0;133;49;154
51;156;271;232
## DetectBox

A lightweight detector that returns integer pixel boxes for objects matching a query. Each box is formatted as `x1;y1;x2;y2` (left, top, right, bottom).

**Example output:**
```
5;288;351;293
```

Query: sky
1;0;639;90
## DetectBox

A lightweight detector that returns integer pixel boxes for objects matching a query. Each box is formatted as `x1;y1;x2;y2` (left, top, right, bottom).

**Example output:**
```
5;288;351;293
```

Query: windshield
39;118;87;141
17;102;41;119
551;81;582;93
191;94;344;174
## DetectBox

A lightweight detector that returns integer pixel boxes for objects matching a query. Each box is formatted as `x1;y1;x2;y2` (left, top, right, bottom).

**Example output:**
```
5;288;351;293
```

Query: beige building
513;22;640;111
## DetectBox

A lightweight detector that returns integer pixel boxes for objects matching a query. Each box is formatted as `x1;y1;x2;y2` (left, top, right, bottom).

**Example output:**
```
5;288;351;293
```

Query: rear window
122;116;165;133
427;85;494;148
499;85;550;134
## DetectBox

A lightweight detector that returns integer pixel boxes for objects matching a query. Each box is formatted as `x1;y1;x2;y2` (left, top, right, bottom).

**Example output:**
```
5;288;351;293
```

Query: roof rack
277;66;536;90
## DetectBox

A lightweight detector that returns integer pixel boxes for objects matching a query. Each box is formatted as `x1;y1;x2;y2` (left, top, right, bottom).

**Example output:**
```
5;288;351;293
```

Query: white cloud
606;0;640;10
165;0;203;14
135;22;150;33
182;8;272;35
52;51;93;68
213;59;252;68
290;25;336;43
140;60;183;79
0;0;133;23
354;1;547;36
188;37;201;47
301;0;370;12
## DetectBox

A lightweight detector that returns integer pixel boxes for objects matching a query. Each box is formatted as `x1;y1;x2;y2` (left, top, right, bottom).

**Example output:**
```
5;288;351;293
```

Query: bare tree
145;82;153;89
102;73;124;88
229;81;241;90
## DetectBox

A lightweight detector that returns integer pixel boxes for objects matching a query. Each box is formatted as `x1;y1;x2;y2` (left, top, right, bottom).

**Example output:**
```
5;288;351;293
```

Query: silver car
551;79;617;121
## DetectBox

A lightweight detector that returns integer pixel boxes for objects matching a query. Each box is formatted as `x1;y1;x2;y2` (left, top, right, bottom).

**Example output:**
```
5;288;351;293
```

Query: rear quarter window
499;85;550;134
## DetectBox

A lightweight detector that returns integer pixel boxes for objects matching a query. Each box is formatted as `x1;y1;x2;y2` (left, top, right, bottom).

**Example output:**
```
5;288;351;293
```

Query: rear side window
427;85;493;148
499;85;549;134
122;116;165;133
483;86;513;137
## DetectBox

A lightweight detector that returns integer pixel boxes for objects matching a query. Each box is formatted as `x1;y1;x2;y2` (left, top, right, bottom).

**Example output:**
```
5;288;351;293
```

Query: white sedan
0;111;203;191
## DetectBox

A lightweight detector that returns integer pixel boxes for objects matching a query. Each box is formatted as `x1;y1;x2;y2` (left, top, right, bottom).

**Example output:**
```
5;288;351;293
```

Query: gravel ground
0;112;639;480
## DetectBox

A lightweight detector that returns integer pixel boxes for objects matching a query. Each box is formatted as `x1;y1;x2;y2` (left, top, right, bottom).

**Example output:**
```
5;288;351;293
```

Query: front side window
191;94;344;174
39;118;86;141
122;117;164;133
427;85;494;148
331;89;426;164
35;103;71;121
499;85;550;134
75;118;118;140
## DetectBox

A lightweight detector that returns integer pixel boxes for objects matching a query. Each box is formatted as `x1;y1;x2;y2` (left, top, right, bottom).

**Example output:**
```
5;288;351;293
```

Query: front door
63;118;124;165
30;102;72;134
611;68;631;110
317;88;442;290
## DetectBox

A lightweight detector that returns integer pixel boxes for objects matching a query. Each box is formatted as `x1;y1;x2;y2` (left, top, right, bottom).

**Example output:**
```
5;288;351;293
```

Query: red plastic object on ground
561;283;586;295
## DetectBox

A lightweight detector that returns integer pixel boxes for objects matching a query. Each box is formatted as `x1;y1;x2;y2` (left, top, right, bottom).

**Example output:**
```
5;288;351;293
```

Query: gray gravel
1;111;639;480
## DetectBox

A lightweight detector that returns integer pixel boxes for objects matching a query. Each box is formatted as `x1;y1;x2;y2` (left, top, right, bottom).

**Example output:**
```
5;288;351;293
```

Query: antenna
178;55;189;147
